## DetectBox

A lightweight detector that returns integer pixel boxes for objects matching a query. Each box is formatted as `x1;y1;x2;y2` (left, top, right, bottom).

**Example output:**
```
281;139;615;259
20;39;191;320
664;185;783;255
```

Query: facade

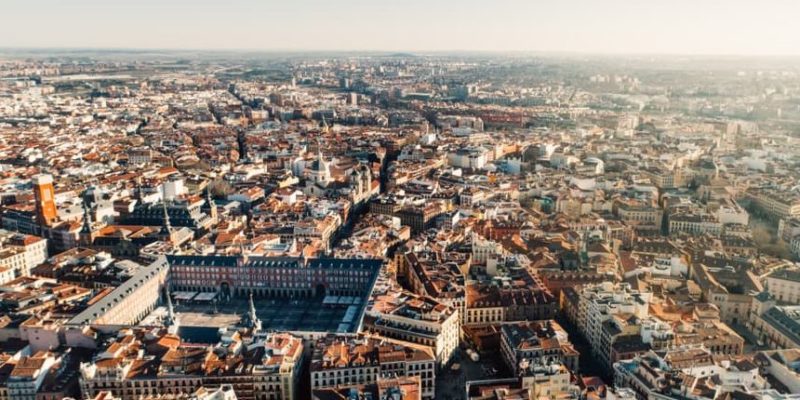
363;291;460;368
746;188;800;220
66;256;170;331
167;255;381;299
668;212;722;236
0;231;48;280
32;174;57;227
79;330;304;400
748;293;800;349
613;200;663;231
310;335;436;400
691;263;761;325
614;347;772;400
765;268;800;304
465;282;557;326
570;282;652;368
498;321;579;375
8;352;58;400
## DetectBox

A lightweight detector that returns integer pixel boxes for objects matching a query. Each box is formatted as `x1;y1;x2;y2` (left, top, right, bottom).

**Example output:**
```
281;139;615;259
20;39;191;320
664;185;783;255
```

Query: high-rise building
32;174;57;226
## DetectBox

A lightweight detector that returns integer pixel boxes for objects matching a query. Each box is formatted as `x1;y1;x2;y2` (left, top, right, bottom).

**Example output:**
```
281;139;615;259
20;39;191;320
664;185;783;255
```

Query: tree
207;179;234;198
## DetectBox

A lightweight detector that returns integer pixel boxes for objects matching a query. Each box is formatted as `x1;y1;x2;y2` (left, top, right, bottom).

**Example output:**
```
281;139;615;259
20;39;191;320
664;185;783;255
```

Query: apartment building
498;321;579;375
746;188;800;221
668;212;722;236
310;335;436;400
363;291;460;369
79;330;303;400
564;282;652;367
764;268;800;304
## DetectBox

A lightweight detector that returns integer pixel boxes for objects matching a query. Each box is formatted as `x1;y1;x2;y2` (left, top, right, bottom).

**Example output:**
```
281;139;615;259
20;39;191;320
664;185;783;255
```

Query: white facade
717;204;749;226
576;282;652;360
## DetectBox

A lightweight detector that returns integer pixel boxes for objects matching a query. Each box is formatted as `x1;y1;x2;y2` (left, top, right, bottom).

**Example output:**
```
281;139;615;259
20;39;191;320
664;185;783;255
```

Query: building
127;147;153;166
673;321;744;356
465;281;557;326
399;251;467;320
32;174;58;227
121;198;214;232
691;263;761;325
447;147;489;170
748;292;800;349
66;256;169;331
363;290;460;369
746;188;800;221
310;335;436;400
641;167;684;190
167;255;382;299
466;370;580;400
79;329;304;400
613;200;663;231
668;212;722;236
498;321;579;375
395;204;446;234
7;351;59;400
566;282;652;370
765;268;800;304
614;346;774;400
0;230;47;283
312;376;421;400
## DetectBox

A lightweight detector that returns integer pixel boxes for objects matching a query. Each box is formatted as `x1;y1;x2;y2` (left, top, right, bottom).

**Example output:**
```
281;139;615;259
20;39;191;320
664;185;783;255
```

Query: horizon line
2;46;800;59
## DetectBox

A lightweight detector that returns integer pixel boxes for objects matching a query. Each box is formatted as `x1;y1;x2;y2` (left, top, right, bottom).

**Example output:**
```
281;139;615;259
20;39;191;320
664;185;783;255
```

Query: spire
160;200;172;236
248;292;261;331
166;287;176;325
81;200;93;234
317;138;325;164
248;292;256;319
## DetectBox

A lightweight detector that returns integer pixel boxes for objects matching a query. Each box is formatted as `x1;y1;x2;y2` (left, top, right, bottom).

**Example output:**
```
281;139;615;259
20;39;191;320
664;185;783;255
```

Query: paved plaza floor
173;296;357;333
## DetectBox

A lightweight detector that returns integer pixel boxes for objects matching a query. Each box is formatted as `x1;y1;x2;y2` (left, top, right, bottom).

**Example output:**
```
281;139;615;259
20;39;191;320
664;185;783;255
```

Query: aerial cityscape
2;2;800;400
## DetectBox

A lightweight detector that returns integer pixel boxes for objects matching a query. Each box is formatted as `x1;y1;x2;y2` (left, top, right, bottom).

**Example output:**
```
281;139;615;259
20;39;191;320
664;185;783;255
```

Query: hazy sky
3;0;800;55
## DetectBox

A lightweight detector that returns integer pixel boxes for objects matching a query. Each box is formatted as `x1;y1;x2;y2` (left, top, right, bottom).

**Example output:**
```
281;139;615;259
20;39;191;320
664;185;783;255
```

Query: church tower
80;200;97;246
206;190;218;223
308;142;331;186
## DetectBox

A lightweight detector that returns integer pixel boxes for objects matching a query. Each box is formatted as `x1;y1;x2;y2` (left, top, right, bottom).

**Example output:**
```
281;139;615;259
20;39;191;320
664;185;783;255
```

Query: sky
2;0;800;55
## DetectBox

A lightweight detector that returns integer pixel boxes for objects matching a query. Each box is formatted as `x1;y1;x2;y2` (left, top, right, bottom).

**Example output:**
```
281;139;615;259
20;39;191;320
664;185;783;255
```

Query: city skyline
3;0;800;56
3;2;800;400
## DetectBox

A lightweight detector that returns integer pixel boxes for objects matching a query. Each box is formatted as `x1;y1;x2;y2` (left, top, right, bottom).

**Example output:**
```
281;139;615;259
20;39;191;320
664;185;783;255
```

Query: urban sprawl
0;53;799;400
